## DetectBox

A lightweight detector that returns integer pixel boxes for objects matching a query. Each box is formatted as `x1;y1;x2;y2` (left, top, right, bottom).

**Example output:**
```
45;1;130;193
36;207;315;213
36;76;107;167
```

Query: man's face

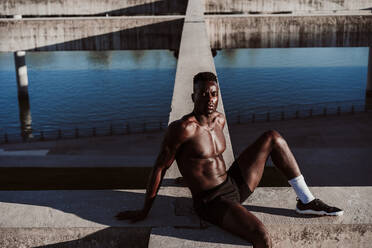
193;80;219;115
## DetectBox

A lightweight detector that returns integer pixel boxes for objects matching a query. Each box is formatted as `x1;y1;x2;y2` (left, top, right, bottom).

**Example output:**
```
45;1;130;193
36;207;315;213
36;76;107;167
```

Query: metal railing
0;116;169;144
231;99;370;124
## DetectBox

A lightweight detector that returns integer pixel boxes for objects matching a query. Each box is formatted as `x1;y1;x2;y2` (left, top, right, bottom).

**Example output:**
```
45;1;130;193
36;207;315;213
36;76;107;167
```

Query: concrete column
13;15;33;139
14;51;33;139
14;51;29;97
18;94;33;140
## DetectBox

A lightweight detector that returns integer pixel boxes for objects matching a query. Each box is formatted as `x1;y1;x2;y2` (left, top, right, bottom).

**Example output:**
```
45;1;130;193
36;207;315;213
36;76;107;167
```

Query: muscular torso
175;112;228;195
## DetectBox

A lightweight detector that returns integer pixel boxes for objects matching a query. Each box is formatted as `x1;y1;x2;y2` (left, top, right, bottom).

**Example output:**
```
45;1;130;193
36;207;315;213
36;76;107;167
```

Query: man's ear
191;93;195;102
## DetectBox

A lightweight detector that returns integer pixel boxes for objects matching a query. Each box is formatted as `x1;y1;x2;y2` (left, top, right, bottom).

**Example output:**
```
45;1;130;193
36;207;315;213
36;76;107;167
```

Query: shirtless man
116;72;343;248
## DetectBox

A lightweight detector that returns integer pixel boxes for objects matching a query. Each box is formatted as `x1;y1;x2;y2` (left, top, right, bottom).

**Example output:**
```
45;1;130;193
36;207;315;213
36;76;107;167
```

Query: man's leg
235;130;301;192
220;200;272;248
235;130;343;215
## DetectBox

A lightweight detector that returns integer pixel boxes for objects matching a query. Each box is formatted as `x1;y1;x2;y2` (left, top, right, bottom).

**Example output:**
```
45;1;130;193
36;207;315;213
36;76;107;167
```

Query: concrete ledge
0;187;371;247
0;155;155;167
0;227;151;248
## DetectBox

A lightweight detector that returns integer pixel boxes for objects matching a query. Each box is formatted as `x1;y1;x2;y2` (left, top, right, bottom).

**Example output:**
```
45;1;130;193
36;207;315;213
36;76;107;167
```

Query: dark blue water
214;48;368;121
217;66;367;119
0;48;369;138
0;50;176;136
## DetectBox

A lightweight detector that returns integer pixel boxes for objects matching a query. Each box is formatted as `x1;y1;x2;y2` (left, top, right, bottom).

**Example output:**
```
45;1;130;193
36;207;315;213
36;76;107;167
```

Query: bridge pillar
366;47;372;110
14;50;29;98
14;50;33;139
14;15;33;139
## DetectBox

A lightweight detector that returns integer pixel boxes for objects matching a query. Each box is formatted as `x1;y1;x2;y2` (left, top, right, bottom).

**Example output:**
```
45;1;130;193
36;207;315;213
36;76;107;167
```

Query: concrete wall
1;14;371;52
2;0;371;16
206;14;372;49
0;0;187;16
205;0;372;14
0;17;183;51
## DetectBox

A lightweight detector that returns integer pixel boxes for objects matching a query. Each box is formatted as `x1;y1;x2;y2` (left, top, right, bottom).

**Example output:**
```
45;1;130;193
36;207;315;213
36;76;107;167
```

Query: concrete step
0;155;155;189
0;154;289;189
149;186;372;247
0;187;371;247
0;154;155;167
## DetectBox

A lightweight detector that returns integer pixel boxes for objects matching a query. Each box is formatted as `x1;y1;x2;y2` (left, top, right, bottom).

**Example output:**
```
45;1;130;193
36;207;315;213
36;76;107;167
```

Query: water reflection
87;51;112;68
130;50;146;64
18;94;33;140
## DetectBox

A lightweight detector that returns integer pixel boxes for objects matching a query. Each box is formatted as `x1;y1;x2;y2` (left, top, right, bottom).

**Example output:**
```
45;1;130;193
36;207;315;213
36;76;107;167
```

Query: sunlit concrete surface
0;187;371;247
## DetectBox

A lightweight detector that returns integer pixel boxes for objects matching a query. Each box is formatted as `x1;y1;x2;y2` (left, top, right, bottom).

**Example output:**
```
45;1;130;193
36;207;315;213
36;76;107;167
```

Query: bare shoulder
167;114;198;141
214;112;226;127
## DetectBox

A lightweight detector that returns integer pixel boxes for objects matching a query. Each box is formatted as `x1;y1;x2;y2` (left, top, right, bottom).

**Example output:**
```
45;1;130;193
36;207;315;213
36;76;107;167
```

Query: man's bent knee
264;130;286;148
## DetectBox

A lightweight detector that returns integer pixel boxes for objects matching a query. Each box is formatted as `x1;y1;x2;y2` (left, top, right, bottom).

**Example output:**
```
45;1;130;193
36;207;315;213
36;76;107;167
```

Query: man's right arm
116;120;190;222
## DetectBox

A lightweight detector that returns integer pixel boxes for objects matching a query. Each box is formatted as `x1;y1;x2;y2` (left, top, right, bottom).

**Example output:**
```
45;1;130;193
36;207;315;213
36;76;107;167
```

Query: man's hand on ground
115;210;148;223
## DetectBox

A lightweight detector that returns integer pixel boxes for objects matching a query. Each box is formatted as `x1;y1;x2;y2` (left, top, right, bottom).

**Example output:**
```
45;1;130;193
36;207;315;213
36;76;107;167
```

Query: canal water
0;47;368;139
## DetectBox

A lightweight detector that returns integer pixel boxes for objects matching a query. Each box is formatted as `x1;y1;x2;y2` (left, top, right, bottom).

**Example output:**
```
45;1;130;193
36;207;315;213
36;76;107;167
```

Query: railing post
281;111;285;120
75;128;79;139
323;107;327;116
4;133;8;143
351;105;355;115
92;127;96;137
40;131;44;141
337;106;341;116
237;114;241;124
252;113;256;123
126;123;130;134
309;109;313;118
109;124;113;136
159;121;163;130
58;129;62;139
266;112;270;122
295;110;299;119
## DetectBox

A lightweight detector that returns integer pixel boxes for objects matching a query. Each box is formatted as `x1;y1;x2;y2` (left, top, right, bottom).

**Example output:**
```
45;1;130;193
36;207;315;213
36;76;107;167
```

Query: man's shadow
0;187;315;247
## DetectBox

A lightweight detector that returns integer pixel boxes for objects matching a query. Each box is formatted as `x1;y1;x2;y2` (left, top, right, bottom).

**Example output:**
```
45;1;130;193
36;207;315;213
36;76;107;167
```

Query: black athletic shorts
193;160;253;225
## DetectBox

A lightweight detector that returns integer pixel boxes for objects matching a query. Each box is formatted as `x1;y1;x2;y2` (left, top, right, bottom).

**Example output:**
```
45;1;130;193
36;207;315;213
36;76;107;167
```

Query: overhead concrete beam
1;0;371;16
0;0;187;16
205;0;372;14
206;14;372;49
0;16;184;51
1;14;371;51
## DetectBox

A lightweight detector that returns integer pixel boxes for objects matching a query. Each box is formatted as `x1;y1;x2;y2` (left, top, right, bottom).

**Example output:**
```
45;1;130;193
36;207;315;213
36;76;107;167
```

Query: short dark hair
193;72;217;91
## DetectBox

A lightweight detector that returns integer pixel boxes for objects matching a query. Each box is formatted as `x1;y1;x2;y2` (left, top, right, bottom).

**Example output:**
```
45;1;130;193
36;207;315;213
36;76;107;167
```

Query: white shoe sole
296;208;344;216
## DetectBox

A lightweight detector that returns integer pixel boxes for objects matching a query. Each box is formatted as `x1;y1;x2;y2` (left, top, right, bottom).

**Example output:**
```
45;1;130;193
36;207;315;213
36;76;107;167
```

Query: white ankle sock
288;175;315;204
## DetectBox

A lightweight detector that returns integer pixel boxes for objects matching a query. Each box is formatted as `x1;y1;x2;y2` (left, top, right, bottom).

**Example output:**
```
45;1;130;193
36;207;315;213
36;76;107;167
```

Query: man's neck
192;110;214;126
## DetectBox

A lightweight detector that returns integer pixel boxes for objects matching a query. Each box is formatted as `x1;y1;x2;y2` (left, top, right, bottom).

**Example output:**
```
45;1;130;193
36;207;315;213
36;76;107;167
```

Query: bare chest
184;126;226;158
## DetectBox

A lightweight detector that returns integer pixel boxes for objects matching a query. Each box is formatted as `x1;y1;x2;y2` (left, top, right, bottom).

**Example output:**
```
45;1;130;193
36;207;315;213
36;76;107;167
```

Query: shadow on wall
98;0;188;16
1;0;188;17
25;19;184;51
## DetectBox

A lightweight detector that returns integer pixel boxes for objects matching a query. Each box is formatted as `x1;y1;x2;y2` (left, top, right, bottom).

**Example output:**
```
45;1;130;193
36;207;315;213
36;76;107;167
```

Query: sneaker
296;198;344;216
